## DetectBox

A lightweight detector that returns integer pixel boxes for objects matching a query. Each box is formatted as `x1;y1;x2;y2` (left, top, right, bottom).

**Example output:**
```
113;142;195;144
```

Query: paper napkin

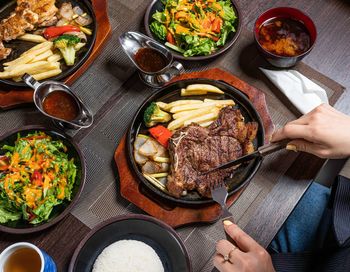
260;68;329;114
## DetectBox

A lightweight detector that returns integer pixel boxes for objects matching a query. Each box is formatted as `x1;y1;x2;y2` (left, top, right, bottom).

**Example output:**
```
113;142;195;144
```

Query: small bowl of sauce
22;73;93;130
134;47;168;73
254;7;317;68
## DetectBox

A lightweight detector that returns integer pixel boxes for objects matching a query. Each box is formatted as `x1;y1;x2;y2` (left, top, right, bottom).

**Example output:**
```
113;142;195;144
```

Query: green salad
149;0;237;57
0;132;77;225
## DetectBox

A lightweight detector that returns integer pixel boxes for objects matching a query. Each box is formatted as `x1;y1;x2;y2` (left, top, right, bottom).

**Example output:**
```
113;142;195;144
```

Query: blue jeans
269;182;331;253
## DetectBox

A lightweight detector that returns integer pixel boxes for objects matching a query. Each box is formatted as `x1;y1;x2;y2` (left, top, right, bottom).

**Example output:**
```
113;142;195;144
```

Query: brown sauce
258;17;310;57
134;48;168;73
4;247;41;272
43;91;79;121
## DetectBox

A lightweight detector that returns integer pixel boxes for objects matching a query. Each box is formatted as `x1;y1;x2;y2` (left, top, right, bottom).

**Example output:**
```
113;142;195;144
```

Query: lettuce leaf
184;38;215;57
150;21;167;41
0;206;21;223
218;0;237;21
217;21;235;46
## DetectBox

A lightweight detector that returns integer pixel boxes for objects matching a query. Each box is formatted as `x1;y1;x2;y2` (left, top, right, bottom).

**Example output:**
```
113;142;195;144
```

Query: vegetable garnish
149;0;237;57
149;125;173;148
43;25;81;39
53;34;81;66
0;132;77;224
143;102;172;127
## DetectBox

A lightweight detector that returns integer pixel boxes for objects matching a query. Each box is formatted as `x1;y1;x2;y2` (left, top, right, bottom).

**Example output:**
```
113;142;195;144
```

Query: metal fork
210;182;235;223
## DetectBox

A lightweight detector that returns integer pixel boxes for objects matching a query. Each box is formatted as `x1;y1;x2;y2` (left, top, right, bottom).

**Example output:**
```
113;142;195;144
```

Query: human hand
214;221;275;272
271;104;350;159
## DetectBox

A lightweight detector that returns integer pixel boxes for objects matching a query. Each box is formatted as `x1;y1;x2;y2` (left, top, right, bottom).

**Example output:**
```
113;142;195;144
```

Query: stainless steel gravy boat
22;74;93;130
119;31;185;88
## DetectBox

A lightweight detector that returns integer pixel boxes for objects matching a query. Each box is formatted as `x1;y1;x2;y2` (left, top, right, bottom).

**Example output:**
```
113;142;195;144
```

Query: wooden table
0;0;349;271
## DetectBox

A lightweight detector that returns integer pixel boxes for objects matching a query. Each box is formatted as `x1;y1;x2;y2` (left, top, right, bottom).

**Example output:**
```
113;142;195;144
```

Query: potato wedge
47;53;62;63
172;106;217;119
17;34;47;43
32;68;62;81
3;54;34;67
185;84;224;94
184;111;219;126
30;50;53;63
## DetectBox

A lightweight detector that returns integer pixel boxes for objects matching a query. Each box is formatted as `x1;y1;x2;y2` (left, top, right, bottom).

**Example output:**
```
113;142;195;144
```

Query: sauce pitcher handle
22;74;41;90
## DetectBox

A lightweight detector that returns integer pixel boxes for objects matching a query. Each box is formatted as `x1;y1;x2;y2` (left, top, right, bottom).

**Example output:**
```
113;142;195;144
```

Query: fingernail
268;134;273;142
286;144;297;152
223;220;233;226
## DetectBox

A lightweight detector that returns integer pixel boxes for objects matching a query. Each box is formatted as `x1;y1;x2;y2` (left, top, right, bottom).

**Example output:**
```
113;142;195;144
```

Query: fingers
213;254;236;272
271;124;312;142
223;221;260;252
216;239;243;261
287;139;330;158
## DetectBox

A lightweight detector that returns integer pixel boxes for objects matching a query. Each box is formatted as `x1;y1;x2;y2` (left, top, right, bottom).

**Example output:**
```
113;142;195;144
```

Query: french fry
30;50;53;63
185;84;224;94
3;54;34;67
17;34;47;43
156;101;169;111
32;68;62;81
21;42;53;57
47;53;62;63
204;99;235;106
184;111;219;126
181;88;207;96
172;106;217;119
171;101;224;113
198;121;214;127
0;61;59;79
167;99;203;109
167;107;216;130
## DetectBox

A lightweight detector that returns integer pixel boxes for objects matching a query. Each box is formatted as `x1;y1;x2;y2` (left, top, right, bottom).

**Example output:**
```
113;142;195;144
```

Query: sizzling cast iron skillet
0;126;86;234
69;214;191;272
0;0;97;88
144;0;242;61
127;79;265;206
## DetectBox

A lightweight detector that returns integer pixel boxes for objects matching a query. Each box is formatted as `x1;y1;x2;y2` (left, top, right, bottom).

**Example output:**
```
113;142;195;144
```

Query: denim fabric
269;182;331;253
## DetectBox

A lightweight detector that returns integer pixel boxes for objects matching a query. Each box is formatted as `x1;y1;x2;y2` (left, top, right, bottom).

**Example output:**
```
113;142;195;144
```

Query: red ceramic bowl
254;7;317;68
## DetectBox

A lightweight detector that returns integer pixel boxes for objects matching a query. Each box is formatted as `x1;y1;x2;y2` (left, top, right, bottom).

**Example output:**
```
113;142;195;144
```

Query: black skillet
0;0;97;88
0;126;86;234
127;79;265;206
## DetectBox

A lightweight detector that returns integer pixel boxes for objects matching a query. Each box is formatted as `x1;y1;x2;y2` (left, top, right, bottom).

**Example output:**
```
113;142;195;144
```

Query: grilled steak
167;106;258;198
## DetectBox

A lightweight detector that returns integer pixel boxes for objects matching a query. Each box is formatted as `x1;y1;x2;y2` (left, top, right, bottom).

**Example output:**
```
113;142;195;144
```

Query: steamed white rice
92;239;164;272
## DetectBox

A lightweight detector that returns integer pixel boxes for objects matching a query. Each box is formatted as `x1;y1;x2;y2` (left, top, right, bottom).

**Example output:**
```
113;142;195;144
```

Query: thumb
286;139;328;158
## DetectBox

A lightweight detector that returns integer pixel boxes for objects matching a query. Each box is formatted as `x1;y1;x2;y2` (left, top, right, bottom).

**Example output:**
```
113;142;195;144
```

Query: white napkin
259;68;329;114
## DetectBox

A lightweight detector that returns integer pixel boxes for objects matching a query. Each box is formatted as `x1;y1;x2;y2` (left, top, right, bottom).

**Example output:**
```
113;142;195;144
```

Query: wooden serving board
114;68;274;228
0;0;111;110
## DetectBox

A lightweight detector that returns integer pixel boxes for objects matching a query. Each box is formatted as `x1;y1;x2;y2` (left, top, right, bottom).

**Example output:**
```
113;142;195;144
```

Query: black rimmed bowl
144;0;242;61
254;7;317;68
127;78;265;206
68;214;192;272
0;0;97;88
0;126;86;234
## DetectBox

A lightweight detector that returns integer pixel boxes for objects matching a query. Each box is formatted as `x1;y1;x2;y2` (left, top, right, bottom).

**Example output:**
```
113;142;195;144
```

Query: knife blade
203;139;290;174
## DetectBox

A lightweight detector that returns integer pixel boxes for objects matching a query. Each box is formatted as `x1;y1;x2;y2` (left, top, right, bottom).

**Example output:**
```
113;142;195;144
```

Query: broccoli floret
53;35;81;66
143;102;171;127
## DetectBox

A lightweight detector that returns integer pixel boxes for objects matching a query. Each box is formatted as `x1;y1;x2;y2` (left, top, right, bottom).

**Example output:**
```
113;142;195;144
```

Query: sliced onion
64;31;87;42
142;161;162;174
134;149;148;165
74;15;92;26
56;18;69;26
59;2;74;20
139;139;158;157
160;163;169;172
73;6;84;16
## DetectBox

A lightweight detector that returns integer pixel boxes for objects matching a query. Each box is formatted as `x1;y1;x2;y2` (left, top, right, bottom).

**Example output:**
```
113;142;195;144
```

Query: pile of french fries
0;39;63;82
156;84;235;131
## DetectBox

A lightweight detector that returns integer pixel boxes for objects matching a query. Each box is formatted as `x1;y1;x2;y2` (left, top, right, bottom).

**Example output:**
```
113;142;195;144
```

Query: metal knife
204;139;290;174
